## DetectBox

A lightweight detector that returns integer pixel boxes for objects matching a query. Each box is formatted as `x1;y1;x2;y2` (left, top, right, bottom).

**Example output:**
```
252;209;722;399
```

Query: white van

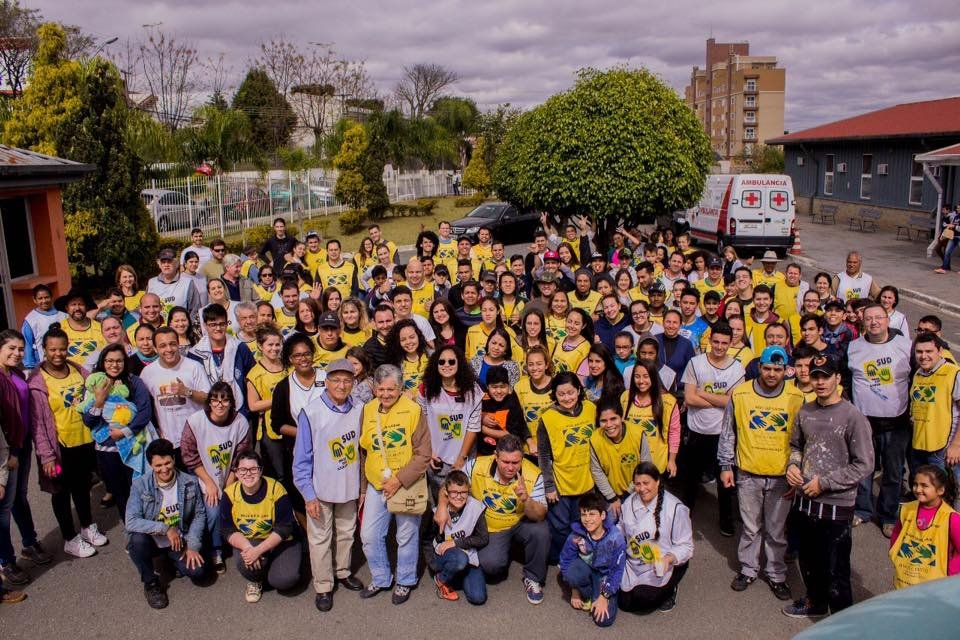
685;174;796;256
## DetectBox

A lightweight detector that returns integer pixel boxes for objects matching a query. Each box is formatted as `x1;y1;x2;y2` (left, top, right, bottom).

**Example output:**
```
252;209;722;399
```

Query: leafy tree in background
476;103;521;168
462;136;492;196
176;105;260;173
736;143;784;174
429;96;478;167
494;67;711;250
232;68;296;155
3;22;158;281
333;123;368;210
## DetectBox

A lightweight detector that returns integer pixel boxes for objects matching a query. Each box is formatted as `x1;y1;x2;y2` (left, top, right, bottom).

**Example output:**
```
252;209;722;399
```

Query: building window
745;95;756;107
731;97;736;107
860;154;873;200
0;198;37;280
744;127;756;141
909;158;924;206
744;112;756;124
824;154;834;196
745;79;757;92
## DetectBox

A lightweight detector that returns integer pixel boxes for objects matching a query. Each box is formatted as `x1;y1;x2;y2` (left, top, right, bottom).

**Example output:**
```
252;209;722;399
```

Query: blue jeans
435;547;487;604
126;532;206;585
854;424;909;525
562;557;618;627
0;440;39;565
547;495;582;565
205;499;222;553
360;484;420;588
941;237;959;270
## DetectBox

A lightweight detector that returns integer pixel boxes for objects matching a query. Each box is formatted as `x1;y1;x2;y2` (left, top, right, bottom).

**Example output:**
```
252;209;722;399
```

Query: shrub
454;194;488;208
338;209;367;235
462;136;493;196
390;202;416;217
415;198;438;216
241;223;300;253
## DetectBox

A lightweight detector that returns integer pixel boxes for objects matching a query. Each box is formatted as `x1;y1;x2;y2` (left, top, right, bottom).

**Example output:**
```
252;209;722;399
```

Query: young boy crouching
431;471;489;604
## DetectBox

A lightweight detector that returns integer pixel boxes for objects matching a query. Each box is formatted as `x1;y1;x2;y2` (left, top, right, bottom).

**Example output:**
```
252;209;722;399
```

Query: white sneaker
81;524;109;547
245;581;263;603
64;534;97;558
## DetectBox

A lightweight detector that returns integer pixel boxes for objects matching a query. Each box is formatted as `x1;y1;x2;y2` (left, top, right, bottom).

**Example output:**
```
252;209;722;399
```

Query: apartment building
684;38;785;160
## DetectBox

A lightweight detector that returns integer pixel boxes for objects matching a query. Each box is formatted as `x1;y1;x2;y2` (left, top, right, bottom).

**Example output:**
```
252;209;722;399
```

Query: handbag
941;227;955;240
375;408;428;516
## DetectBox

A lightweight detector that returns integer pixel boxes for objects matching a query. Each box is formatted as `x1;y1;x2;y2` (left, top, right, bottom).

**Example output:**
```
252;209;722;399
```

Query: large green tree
429;96;478;167
462;136;492;196
176;105;260;173
494;68;712;247
3;22;158;280
231;68;297;154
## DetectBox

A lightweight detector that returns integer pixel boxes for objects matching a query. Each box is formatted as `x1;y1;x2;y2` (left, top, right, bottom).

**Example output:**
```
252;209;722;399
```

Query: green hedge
454;194;488;208
338;209;366;234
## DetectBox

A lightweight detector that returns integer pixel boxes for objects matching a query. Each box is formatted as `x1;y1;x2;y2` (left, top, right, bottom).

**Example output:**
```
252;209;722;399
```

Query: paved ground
2;470;895;640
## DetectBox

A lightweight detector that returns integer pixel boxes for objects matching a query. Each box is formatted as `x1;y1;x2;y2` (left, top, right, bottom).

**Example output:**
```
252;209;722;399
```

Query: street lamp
92;36;118;58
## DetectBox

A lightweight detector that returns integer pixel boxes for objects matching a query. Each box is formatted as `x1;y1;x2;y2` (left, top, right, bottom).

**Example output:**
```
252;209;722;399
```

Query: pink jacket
28;364;88;494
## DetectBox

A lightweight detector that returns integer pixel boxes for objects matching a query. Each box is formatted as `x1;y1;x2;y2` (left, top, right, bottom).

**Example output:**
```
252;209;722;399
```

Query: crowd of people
0;215;957;625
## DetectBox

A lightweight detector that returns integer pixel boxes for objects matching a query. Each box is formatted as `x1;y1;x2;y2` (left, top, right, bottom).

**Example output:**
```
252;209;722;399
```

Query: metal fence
143;168;461;242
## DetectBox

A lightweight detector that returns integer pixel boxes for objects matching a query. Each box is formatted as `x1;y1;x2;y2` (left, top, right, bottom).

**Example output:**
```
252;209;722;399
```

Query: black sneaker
768;580;792;601
359;583;388;600
338;575;364;591
730;573;756;591
0;562;29;586
315;591;333;612
21;543;52;566
144;582;168;609
391;583;412;605
719;521;735;537
658;587;678;612
782;598;828;619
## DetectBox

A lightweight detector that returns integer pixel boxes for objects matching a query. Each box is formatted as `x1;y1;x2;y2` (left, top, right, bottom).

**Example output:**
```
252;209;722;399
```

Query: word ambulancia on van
685;174;796;257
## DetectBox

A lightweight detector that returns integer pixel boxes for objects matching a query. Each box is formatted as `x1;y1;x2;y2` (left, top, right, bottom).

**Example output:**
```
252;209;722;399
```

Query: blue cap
759;345;789;366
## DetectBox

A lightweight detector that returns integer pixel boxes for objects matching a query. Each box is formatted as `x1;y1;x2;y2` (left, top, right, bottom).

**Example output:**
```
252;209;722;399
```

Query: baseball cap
809;354;838;377
648;282;666;294
537;271;558;284
590;252;605;261
543;250;560;262
482;271;498;282
324;358;355;376
305;230;320;239
157;248;176;261
318;311;340;328
760;250;779;263
759;345;789;366
707;256;723;268
823;299;845;311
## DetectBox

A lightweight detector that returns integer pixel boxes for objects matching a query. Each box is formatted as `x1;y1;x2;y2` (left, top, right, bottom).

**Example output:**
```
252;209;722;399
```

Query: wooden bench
848;207;881;232
896;215;934;241
811;203;838;224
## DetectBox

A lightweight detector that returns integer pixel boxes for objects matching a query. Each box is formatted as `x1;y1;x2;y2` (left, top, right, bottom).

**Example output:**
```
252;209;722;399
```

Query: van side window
741;190;761;208
769;190;790;212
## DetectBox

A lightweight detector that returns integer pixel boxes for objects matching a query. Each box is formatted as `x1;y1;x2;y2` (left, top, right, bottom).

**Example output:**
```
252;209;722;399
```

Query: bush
390;202;416;217
416;198;438;216
455;194;488;208
338;209;367;235
240;223;300;254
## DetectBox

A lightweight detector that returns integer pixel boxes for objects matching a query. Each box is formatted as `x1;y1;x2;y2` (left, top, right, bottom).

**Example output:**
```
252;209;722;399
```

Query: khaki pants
306;499;358;593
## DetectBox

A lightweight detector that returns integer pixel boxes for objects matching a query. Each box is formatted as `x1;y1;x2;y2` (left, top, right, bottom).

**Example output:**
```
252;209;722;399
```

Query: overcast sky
33;0;960;132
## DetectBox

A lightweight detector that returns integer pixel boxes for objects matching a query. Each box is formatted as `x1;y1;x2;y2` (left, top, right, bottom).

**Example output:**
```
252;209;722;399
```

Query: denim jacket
125;470;206;551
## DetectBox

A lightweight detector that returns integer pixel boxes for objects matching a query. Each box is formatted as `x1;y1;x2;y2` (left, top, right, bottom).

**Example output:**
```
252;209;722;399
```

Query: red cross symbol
772;192;787;207
744;191;760;206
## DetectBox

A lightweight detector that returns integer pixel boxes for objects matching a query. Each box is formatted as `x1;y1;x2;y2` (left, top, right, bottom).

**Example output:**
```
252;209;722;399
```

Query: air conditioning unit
837;162;847;173
797;156;804;166
877;163;889;175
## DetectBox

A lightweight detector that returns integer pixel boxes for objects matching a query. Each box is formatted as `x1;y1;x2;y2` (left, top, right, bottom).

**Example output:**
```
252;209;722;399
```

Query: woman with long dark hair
295;298;322;338
623;361;680;477
581;343;625;404
167;306;198;353
419;345;483;494
551;309;593;376
465;297;507;360
518;308;553;357
470;328;521;390
416;230;440;259
320;287;342;314
246;326;288;483
589;401;650;519
429;298;466;350
385;318;429;398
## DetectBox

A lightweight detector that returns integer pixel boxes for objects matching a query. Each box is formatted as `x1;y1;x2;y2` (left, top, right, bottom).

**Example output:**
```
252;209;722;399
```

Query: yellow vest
41;367;91;448
341;325;371;348
732;383;805;476
225;477;290;540
545;314;568;342
694;279;724;312
314;343;349;370
246;362;289;440
408;282;436;319
315;261;356;298
274;307;297;339
590;424;645;497
499;298;525;325
752;269;785;289
252;284;277;302
570;291;602;316
360;395;421;489
303;249;327;279
774;283;802;320
515;377;553;448
731;344;755;366
124;291;145;313
745;315;773;353
552;338;590;375
540;402;596;496
63;320;105;367
890;500;954;589
465;324;494;360
620;391;677;473
910;362;960;452
401;353;428;397
470;455;541;533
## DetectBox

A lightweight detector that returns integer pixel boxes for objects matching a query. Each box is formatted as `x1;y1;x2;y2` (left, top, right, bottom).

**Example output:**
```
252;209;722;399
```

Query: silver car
140;188;209;233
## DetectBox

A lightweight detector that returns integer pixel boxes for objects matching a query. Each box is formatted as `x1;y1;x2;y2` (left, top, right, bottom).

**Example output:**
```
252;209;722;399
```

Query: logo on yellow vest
896;540;938;566
371;428;408;452
911;385;936;403
562;424;593;447
749;411;789;433
480;489;518;514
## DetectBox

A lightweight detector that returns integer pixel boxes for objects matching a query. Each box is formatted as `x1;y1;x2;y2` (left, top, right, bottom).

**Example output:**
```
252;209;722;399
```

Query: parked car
309;184;336;207
449;202;541;243
269;181;313;213
141;188;210;233
224;185;270;222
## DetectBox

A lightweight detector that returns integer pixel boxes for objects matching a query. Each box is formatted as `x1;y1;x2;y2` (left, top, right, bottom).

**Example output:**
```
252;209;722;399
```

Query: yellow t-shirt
540;401;597;496
570;291;602;316
63;320;105;367
341;325;371;348
41;367;91;448
246;362;289;440
124;291;145;314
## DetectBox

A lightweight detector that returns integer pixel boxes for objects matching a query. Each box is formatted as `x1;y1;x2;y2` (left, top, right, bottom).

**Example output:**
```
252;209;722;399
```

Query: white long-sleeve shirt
618;490;694;590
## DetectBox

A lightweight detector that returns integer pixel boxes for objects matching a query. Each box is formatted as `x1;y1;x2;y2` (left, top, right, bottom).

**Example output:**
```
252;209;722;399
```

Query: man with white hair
220;254;255;302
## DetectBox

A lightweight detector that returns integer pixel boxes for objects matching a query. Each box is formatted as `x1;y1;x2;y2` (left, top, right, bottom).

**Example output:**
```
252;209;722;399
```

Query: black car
449;202;541;243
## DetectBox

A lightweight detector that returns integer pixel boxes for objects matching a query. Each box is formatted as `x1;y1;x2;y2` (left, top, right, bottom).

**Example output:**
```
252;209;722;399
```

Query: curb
791;254;960;318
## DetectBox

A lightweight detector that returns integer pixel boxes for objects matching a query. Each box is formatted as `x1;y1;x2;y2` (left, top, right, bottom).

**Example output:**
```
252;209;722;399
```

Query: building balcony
743;116;757;125
743;84;757;94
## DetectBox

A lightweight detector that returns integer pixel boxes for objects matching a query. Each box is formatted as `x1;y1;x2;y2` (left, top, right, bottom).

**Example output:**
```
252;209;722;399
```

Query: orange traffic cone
789;228;802;255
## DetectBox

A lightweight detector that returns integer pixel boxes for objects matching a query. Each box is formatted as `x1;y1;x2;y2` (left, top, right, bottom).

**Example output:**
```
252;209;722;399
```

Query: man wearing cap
536;250;574;292
719;345;805;602
522;271;559;317
695;257;726;308
312;311;350;371
293;359;365;612
847;304;912;536
147;248;203;322
744;322;793;382
784;354;873;618
55;288;105;367
752;251;785;289
588;252;608;278
570;269;602;316
646;282;668;325
303;232;327;281
832;251;880;302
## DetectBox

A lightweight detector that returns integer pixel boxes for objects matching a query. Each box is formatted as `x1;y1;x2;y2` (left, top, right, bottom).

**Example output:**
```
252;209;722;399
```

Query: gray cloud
31;0;960;132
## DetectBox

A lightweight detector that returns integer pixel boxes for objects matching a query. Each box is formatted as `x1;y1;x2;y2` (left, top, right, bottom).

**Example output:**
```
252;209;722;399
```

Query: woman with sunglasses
253;266;279;303
180;381;251;575
221;450;302;603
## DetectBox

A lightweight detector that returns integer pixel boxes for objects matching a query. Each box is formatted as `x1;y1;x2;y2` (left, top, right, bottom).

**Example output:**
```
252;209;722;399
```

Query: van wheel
716;235;725;256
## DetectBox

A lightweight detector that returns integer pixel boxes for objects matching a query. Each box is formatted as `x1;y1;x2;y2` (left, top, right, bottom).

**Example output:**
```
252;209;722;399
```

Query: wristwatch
88;406;103;417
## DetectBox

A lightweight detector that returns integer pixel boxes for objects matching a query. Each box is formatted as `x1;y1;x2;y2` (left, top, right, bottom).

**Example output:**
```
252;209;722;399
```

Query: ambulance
685;174;796;256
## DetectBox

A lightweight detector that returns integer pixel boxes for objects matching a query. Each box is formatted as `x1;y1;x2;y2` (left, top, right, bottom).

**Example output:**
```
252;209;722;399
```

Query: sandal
934;268;947;274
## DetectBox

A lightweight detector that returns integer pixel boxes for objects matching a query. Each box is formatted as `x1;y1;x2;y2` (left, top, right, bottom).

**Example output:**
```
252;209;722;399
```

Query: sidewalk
792;218;960;316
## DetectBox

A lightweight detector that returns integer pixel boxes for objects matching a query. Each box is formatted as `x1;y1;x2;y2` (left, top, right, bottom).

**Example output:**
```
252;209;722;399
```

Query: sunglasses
438;359;457;366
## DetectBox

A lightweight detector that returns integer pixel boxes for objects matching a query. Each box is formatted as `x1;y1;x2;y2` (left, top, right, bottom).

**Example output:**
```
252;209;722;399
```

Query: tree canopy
494;68;711;234
232;68;296;154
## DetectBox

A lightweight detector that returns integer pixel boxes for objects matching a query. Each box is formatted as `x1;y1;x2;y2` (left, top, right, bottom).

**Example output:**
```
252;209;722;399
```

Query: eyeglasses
326;377;353;386
213;248;226;253
290;351;313;360
236;466;261;476
438;359;457;366
209;397;232;406
206;321;227;329
261;272;274;278
447;490;469;497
